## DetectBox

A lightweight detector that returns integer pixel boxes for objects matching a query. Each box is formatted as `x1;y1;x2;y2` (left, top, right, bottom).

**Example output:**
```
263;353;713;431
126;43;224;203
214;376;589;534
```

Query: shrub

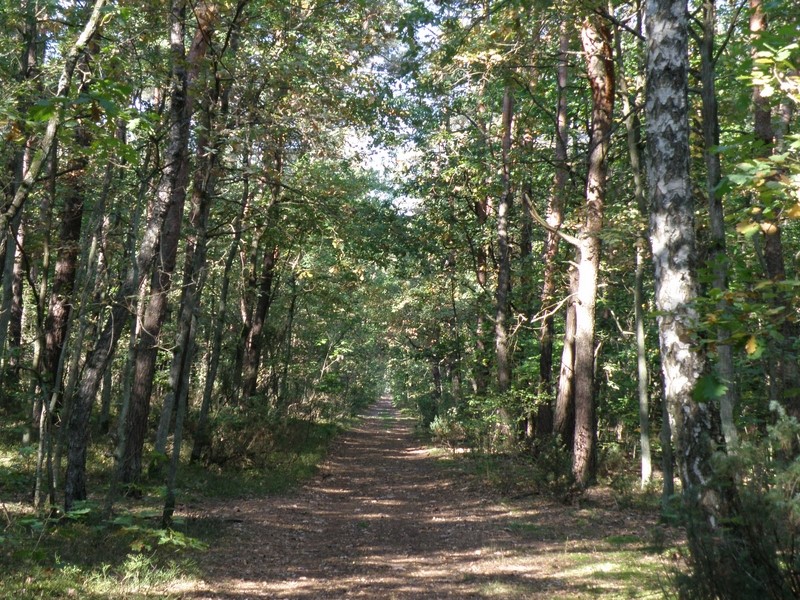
675;416;800;599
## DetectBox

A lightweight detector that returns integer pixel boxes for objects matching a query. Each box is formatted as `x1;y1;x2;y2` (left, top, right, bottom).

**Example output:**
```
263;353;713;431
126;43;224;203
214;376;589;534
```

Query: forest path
177;398;666;599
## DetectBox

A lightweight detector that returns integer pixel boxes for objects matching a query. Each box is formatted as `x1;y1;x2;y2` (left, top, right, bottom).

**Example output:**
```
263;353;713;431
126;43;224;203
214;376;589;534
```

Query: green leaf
693;375;728;402
28;98;58;121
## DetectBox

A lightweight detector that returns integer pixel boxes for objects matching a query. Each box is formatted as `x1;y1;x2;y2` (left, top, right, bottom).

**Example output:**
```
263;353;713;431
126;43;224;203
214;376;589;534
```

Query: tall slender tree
646;0;716;532
572;16;614;487
119;1;219;486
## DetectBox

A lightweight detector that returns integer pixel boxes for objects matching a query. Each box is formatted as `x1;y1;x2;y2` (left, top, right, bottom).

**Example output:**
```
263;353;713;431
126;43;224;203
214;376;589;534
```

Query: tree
494;86;514;402
539;22;569;393
64;0;191;510
119;0;218;487
697;0;740;447
614;6;654;485
571;16;614;488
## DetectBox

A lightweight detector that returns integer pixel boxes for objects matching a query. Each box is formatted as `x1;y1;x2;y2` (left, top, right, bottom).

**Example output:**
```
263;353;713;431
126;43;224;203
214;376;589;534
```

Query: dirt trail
179;398;669;599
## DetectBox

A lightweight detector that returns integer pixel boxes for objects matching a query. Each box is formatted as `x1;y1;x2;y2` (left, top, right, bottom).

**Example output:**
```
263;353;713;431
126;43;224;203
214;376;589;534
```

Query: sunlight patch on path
181;397;673;599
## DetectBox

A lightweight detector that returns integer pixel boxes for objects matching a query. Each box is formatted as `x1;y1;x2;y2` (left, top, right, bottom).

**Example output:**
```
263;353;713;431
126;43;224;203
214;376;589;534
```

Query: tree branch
524;192;580;247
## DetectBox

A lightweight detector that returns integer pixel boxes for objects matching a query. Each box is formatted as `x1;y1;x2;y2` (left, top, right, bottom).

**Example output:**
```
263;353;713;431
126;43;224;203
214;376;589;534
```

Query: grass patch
505;520;542;536
605;534;642;546
424;433;686;598
555;550;676;598
478;580;529;597
181;418;343;499
0;502;203;599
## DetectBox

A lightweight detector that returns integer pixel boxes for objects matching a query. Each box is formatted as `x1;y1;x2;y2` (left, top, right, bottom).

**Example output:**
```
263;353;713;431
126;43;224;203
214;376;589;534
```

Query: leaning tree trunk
63;0;187;511
572;17;614;488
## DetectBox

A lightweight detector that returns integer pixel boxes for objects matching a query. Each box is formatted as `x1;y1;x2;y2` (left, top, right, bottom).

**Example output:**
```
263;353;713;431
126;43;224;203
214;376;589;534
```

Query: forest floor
173;397;683;599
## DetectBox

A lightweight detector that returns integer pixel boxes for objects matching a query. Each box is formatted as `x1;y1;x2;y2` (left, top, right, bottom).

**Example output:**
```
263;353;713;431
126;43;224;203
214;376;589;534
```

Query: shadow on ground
177;398;675;599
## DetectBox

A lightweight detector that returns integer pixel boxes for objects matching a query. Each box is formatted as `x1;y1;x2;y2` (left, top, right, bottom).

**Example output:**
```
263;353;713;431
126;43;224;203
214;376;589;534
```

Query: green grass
555;549;675;599
0;503;201;600
423;437;685;599
0;410;347;599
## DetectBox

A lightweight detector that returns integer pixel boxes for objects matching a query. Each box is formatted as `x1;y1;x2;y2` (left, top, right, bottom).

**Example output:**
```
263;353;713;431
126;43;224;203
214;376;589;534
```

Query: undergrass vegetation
0;406;347;599
424;425;685;599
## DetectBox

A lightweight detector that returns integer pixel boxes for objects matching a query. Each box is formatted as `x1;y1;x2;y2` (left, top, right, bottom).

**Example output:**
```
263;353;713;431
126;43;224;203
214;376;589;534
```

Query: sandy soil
176;398;675;599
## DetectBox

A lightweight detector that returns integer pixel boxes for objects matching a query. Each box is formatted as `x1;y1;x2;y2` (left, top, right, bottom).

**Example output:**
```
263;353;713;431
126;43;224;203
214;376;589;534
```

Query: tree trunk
614;11;653;485
471;189;491;396
9;221;24;378
646;0;714;522
701;0;739;448
0;1;39;404
572;17;614;488
119;4;218;486
241;245;279;399
52;157;119;501
540;22;569;395
41;44;96;413
191;147;250;462
0;212;23;394
162;0;248;460
494;87;514;397
554;264;578;446
277;273;299;410
64;0;189;511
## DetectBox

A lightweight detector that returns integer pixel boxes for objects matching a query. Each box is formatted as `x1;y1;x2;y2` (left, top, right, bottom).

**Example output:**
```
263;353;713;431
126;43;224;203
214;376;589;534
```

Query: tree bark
554;264;578;446
572;17;614;488
646;0;713;516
